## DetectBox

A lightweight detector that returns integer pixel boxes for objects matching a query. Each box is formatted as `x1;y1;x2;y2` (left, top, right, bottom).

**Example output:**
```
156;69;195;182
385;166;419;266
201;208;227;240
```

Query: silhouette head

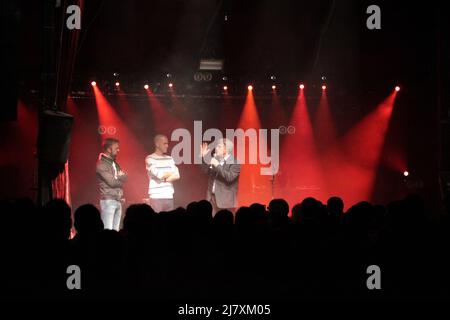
74;204;104;236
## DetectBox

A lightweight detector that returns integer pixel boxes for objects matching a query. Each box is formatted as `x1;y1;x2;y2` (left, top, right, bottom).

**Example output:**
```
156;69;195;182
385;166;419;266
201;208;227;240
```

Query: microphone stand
270;171;277;200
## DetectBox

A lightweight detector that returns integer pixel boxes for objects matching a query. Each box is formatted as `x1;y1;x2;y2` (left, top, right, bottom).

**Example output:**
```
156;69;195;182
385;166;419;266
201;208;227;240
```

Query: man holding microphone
200;138;241;216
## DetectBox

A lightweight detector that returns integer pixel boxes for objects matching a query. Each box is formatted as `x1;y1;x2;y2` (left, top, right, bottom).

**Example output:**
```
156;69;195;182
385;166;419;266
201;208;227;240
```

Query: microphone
209;150;220;169
209;149;216;169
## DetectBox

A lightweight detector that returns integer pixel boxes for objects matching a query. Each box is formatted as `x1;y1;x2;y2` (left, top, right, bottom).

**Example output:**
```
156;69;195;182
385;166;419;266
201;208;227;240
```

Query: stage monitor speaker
38;110;74;164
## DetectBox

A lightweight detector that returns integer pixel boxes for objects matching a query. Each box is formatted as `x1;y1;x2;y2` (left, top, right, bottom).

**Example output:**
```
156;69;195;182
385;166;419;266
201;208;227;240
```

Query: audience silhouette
0;193;447;300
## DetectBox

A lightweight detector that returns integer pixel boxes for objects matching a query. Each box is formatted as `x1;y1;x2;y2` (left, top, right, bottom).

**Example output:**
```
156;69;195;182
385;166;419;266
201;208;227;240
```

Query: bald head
154;134;169;155
154;134;167;145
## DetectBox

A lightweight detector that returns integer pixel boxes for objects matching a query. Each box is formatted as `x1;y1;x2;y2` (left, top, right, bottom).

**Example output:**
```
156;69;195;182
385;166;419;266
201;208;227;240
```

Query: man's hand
165;172;180;182
210;158;220;167
117;170;128;182
200;142;210;157
162;172;172;179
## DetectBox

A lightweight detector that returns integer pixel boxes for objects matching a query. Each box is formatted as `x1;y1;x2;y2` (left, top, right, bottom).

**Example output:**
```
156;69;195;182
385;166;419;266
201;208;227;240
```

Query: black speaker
38;110;74;163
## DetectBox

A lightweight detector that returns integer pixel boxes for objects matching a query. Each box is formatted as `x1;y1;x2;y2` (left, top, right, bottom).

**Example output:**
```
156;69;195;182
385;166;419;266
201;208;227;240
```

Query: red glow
223;85;228;91
313;88;338;197
280;88;325;205
91;81;96;87
116;87;133;117
66;97;87;206
382;146;407;173
395;86;401;92
272;85;276;90
168;83;173;88
329;91;398;205
144;84;149;90
299;84;305;89
92;85;148;203
322;85;327;90
403;171;409;177
270;85;287;125
145;88;184;133
247;85;253;91
237;87;271;206
115;82;120;87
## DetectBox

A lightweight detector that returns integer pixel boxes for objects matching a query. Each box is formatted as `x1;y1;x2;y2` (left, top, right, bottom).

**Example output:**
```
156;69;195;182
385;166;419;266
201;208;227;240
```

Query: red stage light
144;84;149;90
322;85;327;90
91;81;96;87
115;82;120;87
403;171;409;177
395;86;401;92
248;85;253;91
299;84;305;89
168;83;173;88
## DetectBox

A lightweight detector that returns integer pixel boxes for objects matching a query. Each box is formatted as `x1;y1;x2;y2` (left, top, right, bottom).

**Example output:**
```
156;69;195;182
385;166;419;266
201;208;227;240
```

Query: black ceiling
10;0;444;92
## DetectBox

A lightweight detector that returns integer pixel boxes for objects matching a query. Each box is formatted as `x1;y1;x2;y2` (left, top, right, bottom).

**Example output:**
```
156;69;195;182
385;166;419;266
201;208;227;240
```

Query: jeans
149;198;174;213
100;199;122;231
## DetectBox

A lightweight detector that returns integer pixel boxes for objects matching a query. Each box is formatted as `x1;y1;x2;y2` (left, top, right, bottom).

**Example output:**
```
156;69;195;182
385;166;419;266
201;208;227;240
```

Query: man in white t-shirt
145;134;180;212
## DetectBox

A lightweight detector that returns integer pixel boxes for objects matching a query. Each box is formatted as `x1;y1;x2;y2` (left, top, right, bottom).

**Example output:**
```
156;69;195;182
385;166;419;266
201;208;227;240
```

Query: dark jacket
96;154;128;201
202;155;241;209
